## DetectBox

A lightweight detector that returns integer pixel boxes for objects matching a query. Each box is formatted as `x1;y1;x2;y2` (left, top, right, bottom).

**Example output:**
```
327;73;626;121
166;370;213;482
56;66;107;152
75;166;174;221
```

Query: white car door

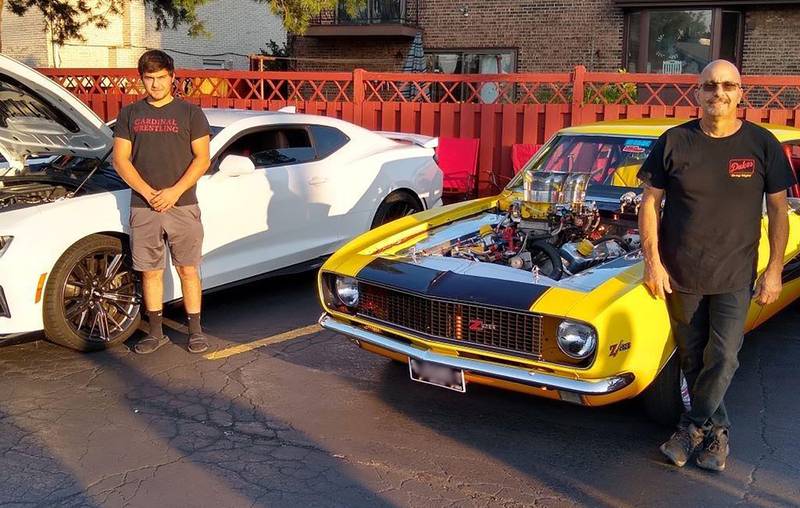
243;124;351;267
194;129;284;290
276;124;354;260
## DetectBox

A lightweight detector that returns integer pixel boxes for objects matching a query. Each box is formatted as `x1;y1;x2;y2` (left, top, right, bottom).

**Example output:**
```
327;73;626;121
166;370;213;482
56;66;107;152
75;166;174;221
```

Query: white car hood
0;54;113;173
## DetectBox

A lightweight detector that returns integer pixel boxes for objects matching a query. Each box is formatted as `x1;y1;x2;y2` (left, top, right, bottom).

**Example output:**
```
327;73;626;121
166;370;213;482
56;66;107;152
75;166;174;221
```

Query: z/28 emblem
468;319;497;332
609;340;631;357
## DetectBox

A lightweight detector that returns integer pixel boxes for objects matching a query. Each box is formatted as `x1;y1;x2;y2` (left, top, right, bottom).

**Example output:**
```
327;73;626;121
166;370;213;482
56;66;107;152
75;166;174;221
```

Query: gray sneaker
696;426;730;472
134;334;170;354
660;423;705;467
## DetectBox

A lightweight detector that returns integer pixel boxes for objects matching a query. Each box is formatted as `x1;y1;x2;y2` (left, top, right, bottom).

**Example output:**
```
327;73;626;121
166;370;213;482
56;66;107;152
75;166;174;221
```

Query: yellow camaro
317;119;800;424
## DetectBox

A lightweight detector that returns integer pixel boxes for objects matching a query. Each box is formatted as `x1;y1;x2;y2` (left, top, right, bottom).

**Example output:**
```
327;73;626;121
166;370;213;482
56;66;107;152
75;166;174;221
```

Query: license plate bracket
408;358;466;393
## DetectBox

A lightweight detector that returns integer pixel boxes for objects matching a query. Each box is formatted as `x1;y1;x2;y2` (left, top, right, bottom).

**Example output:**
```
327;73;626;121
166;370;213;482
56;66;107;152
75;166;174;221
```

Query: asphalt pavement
0;271;798;507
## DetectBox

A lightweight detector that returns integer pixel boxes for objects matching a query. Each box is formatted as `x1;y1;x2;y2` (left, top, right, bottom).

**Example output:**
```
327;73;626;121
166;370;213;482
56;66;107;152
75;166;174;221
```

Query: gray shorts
129;204;204;271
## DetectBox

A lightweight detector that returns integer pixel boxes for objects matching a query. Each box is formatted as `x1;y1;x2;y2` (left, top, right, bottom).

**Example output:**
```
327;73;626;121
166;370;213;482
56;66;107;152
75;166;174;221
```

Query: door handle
308;176;328;185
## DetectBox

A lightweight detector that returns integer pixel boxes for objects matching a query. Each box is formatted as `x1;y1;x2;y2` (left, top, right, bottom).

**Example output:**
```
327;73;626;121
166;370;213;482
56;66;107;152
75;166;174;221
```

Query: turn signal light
34;273;47;303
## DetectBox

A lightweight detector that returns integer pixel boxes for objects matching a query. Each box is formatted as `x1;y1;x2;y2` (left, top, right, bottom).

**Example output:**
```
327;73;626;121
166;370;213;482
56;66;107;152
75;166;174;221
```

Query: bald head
698;59;741;85
695;59;742;120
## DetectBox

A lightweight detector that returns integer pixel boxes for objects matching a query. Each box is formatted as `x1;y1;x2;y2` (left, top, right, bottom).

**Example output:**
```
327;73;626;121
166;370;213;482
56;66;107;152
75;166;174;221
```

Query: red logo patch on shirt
729;158;755;178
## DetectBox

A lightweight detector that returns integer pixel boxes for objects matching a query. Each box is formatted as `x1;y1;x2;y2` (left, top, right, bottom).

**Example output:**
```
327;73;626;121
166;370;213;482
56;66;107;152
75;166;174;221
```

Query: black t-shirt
114;98;210;207
637;119;796;294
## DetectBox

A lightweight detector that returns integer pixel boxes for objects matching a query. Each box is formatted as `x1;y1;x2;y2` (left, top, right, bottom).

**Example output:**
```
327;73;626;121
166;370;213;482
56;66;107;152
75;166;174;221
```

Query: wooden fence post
571;65;586;126
353;68;365;126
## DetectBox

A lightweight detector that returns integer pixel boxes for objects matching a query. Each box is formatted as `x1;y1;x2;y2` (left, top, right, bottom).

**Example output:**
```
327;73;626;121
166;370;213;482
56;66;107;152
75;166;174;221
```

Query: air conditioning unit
202;58;234;70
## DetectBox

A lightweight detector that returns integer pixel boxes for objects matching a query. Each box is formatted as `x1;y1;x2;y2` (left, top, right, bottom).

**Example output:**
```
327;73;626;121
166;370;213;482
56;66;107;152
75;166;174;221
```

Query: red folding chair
489;143;544;191
511;143;543;173
436;137;480;202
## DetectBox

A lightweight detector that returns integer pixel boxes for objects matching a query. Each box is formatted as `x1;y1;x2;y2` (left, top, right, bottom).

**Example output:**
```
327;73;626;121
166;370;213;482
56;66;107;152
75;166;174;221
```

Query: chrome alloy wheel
61;248;141;343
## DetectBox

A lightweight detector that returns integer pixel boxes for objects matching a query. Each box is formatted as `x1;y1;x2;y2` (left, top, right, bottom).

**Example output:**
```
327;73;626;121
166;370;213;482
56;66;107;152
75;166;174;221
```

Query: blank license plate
409;358;466;393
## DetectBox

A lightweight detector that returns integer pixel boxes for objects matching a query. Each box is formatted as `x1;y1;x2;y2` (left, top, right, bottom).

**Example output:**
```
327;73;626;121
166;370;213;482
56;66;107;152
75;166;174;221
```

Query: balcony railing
312;0;418;26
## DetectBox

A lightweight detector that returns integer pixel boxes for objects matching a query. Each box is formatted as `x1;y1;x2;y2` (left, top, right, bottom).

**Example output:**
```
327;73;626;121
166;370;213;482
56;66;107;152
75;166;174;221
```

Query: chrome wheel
61;248;141;343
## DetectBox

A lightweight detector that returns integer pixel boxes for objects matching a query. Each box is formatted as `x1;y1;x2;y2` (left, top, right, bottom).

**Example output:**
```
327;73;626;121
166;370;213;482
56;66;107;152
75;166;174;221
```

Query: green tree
256;0;366;35
257;39;290;70
1;0;367;53
0;0;211;51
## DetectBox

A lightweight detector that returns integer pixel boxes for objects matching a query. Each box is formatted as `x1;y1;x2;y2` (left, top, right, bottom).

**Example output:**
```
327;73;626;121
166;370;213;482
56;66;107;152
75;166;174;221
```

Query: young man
113;50;211;354
637;60;795;471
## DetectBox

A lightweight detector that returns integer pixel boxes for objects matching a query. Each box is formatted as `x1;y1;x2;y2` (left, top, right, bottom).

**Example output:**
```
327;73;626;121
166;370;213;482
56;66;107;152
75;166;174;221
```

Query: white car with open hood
0;54;443;351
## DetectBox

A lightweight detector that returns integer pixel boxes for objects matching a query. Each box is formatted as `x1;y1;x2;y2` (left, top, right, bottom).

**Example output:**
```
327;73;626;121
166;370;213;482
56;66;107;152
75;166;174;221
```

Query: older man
637;60;795;471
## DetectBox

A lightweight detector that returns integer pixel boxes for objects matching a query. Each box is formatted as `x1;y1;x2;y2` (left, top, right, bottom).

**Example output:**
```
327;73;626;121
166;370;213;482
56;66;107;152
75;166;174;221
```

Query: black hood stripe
356;258;549;311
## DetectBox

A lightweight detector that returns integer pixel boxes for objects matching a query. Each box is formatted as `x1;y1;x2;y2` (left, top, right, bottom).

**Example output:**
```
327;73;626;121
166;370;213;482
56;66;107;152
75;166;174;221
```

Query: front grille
357;283;542;358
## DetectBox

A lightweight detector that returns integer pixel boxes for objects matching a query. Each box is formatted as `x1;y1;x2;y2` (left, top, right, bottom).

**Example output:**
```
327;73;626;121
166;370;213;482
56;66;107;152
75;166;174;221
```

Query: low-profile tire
43;234;141;352
641;352;684;426
370;191;423;229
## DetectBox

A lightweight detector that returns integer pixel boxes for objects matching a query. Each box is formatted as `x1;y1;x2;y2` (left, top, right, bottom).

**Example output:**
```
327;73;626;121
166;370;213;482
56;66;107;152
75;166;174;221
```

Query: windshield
509;135;657;190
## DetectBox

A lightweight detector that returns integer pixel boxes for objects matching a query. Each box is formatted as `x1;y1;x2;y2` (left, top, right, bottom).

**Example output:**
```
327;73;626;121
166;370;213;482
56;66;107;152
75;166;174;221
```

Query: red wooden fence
40;66;800;195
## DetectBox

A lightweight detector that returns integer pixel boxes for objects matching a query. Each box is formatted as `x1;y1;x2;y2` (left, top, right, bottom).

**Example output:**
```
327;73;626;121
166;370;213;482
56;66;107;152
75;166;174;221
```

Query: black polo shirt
637;119;796;294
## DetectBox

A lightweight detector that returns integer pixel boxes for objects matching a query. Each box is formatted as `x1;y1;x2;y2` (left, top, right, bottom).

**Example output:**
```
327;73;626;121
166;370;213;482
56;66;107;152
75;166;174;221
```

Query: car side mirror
218;154;255;177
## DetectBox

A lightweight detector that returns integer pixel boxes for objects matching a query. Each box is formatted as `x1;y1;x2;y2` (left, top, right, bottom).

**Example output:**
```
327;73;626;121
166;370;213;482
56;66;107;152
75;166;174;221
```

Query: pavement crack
736;343;777;506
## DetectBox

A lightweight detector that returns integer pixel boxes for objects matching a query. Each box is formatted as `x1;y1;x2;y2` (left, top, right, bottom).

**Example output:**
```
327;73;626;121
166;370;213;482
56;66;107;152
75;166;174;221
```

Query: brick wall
1;1;285;70
1;4;50;67
156;1;286;70
742;6;800;75
292;0;419;71
420;0;622;72
293;0;623;72
291;36;410;71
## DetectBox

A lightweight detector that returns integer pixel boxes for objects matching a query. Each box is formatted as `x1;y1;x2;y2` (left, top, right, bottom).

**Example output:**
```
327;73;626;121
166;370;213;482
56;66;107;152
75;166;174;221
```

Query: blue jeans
666;288;751;429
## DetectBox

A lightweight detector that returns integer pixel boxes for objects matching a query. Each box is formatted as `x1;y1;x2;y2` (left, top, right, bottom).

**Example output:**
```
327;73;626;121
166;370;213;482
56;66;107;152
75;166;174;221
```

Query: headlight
557;320;597;360
0;236;12;258
335;276;360;308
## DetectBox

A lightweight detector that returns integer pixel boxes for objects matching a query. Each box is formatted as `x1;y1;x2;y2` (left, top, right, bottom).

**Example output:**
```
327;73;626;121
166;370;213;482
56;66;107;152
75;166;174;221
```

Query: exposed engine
0;181;70;211
408;170;641;280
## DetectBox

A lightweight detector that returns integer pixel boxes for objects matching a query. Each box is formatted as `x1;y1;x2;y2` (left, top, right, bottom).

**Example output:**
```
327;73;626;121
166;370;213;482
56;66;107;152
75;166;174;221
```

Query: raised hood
0;54;113;173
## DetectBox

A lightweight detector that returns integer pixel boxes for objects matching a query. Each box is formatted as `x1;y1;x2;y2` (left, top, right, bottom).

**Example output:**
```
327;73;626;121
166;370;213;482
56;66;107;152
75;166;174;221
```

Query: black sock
187;312;202;335
147;310;163;338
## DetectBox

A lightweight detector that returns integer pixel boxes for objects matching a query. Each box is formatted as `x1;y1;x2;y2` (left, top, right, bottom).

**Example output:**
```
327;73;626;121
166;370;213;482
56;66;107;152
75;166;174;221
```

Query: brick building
0;1;285;69
292;0;800;75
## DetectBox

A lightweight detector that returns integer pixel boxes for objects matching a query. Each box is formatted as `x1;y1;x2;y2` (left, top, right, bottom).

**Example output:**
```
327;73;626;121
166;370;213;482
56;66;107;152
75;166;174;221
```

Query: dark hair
138;49;174;76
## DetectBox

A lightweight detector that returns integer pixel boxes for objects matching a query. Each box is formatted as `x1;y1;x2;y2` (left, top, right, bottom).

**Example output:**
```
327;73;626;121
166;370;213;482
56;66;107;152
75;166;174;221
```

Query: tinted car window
310;125;350;159
219;127;316;169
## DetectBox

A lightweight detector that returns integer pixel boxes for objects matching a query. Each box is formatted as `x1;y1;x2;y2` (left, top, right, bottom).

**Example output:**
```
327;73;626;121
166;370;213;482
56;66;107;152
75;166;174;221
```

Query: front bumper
319;313;634;396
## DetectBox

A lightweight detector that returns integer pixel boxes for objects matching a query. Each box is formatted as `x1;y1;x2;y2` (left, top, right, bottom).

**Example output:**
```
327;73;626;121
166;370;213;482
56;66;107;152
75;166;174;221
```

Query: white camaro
0;55;443;351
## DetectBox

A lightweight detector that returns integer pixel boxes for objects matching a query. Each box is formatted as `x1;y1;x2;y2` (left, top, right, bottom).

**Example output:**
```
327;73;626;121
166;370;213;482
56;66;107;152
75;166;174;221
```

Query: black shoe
134;334;170;354
660;423;705;467
188;332;209;354
696;426;730;472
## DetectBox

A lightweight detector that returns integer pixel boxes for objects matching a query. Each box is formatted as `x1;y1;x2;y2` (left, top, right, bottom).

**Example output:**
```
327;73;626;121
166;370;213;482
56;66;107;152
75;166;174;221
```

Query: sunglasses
701;81;741;92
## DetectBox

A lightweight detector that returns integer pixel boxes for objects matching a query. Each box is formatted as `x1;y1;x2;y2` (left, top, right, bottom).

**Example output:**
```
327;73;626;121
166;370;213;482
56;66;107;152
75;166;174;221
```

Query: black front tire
43;234;141;352
370;191;423;229
641;352;684;426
